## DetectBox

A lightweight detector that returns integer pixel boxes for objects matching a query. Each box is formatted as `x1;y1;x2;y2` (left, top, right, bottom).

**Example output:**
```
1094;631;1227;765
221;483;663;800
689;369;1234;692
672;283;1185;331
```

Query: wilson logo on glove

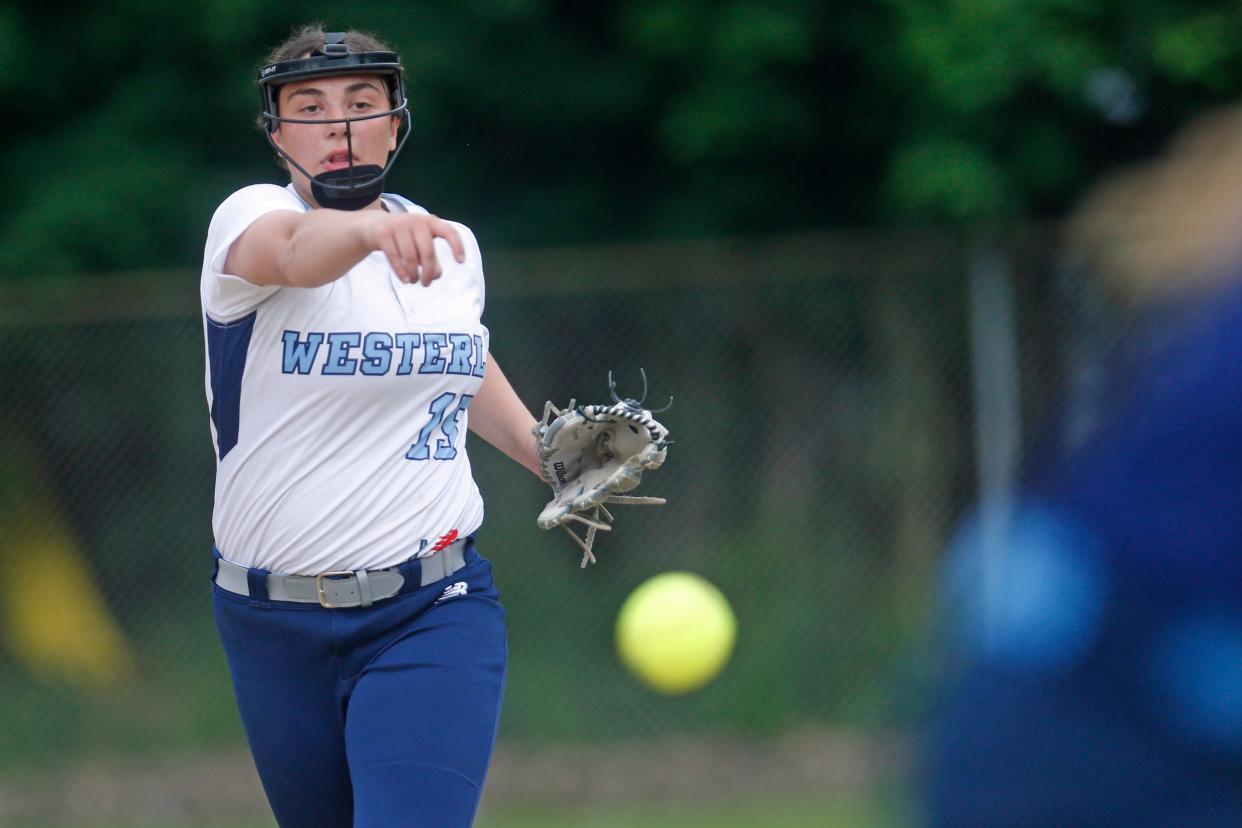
532;370;673;567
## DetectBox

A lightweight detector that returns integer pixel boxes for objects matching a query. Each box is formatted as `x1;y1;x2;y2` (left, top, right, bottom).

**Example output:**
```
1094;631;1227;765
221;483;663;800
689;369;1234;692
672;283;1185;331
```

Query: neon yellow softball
616;572;736;695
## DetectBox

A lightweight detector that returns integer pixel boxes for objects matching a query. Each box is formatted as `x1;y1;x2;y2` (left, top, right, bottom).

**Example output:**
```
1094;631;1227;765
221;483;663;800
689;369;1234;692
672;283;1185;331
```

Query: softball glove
533;371;672;567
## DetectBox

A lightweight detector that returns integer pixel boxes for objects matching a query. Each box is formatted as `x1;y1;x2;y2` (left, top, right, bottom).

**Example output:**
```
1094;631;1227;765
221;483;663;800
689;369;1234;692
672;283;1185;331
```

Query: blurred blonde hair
1068;106;1242;304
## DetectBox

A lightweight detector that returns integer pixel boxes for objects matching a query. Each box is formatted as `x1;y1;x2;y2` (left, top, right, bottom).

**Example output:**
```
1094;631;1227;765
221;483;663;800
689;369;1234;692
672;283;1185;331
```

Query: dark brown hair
262;23;393;66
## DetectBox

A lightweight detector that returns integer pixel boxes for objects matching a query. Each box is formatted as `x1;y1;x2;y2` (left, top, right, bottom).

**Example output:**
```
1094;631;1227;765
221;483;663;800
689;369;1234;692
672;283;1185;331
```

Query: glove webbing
559;495;668;567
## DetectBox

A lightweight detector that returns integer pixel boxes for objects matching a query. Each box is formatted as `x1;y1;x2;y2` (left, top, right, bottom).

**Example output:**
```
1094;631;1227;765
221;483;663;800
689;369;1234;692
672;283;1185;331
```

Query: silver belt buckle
315;570;357;608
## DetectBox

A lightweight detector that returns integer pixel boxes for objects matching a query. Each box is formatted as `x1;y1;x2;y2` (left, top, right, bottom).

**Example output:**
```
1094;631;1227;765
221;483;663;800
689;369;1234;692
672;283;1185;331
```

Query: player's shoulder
211;184;305;224
382;193;470;229
382;192;429;217
383;194;482;261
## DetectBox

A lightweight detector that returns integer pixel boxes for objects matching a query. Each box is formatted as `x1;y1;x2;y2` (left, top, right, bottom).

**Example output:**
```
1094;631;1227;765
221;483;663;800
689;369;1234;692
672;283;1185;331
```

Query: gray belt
213;538;468;608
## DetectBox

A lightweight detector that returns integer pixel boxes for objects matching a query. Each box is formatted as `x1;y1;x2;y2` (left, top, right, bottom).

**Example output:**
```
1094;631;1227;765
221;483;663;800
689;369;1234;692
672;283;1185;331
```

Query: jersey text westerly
281;330;487;377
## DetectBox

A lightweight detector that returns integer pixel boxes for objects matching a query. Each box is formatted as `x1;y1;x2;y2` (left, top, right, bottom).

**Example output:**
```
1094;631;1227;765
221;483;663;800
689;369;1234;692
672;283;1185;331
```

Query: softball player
201;25;540;827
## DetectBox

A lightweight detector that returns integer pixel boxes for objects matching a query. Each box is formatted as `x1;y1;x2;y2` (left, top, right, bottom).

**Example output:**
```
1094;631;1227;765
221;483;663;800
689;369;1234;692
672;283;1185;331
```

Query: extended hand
367;212;467;286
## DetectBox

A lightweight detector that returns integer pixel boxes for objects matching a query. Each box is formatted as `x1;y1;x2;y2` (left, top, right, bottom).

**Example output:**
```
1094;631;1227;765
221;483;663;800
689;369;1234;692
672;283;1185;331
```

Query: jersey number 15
406;392;473;461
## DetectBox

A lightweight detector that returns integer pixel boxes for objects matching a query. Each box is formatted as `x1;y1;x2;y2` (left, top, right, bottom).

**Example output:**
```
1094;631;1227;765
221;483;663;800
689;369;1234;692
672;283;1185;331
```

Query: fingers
432;217;467;264
411;218;439;286
375;213;467;286
375;232;415;283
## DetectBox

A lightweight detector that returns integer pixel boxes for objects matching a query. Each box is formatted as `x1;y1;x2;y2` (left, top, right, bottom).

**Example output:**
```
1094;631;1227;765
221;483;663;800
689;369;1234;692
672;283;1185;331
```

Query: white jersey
201;184;488;574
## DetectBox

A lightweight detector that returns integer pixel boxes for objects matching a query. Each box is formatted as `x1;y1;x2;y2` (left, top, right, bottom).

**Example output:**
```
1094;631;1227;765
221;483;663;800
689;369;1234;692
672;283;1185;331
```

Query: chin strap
311;165;386;210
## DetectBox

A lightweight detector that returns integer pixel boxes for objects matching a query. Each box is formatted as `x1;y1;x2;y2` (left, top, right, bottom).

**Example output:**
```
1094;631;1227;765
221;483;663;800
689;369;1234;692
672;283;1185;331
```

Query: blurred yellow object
616;572;736;695
0;425;134;688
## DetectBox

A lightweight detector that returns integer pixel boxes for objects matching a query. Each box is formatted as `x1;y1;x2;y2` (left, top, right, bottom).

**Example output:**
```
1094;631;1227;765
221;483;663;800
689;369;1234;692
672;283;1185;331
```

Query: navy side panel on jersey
206;311;257;460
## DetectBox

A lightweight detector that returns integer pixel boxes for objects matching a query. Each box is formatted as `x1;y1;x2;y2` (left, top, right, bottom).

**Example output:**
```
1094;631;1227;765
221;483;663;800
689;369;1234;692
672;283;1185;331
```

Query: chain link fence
0;229;1077;822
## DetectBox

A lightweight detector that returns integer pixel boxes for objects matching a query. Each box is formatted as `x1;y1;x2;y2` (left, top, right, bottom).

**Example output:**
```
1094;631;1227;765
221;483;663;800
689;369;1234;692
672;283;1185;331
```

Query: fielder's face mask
258;32;411;211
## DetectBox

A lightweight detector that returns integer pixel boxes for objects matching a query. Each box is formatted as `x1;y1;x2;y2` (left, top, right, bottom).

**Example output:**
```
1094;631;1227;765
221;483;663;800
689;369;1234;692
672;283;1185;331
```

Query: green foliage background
2;0;1242;280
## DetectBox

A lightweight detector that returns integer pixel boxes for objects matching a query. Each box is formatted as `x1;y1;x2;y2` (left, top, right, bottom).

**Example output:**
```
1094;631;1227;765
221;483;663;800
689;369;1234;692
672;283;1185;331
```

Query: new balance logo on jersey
436;581;468;602
281;330;486;377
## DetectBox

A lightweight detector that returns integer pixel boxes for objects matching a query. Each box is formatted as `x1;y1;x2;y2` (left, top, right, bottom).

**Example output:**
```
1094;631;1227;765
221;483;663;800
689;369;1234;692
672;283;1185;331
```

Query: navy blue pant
212;541;507;828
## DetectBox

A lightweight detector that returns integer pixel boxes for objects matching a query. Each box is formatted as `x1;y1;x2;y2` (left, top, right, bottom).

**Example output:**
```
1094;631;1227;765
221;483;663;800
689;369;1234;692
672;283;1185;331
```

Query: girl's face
273;73;399;205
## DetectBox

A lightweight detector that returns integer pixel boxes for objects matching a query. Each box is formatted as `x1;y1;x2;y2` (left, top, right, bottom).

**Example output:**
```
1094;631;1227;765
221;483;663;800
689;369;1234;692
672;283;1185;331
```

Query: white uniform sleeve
450;220;486;315
201;184;306;321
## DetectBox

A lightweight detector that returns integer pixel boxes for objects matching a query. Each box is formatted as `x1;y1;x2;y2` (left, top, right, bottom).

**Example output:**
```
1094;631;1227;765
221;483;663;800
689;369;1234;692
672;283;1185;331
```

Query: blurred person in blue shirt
926;107;1242;827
